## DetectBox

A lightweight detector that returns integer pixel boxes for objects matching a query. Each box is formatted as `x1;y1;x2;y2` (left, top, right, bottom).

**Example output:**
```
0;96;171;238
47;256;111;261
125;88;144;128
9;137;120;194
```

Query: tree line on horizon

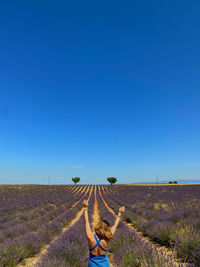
71;177;117;185
71;177;179;185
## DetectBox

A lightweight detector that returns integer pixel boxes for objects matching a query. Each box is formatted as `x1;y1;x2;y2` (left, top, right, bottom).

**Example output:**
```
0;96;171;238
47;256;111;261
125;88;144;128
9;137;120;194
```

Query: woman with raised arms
83;199;125;267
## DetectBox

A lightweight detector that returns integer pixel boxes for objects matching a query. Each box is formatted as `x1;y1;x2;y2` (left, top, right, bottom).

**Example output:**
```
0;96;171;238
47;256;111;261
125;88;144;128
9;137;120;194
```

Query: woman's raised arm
83;199;93;239
111;206;125;236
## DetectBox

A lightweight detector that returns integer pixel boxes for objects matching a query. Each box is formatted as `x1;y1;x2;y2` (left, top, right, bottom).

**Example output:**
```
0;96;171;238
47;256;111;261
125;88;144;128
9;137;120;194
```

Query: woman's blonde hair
94;219;113;241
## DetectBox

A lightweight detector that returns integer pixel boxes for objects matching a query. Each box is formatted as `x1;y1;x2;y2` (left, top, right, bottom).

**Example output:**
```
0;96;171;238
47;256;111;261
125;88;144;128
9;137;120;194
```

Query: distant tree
72;177;80;185
168;181;178;184
107;177;117;185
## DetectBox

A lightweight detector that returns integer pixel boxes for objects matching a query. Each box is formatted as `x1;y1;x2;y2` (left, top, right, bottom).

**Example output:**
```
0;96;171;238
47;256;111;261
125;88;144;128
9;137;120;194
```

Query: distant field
0;184;199;267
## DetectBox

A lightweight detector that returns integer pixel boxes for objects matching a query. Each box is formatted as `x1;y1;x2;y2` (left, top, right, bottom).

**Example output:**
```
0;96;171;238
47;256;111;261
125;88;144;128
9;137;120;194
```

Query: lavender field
0;184;199;267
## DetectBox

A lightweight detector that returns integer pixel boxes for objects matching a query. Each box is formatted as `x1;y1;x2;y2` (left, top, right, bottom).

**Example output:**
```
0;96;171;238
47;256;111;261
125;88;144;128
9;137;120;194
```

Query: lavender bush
101;184;200;265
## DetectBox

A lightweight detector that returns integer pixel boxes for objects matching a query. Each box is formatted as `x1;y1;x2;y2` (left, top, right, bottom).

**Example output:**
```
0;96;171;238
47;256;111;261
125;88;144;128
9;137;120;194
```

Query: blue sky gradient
0;1;200;184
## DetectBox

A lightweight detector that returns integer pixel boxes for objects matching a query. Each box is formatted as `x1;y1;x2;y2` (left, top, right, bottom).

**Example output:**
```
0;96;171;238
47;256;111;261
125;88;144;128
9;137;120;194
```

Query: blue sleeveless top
89;234;107;253
88;234;110;267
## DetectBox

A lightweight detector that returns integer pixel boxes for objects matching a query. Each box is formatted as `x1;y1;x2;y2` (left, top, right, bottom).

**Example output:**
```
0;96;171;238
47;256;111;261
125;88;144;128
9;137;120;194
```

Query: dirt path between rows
92;186;115;267
18;185;93;267
71;185;89;208
98;186;189;267
92;185;100;230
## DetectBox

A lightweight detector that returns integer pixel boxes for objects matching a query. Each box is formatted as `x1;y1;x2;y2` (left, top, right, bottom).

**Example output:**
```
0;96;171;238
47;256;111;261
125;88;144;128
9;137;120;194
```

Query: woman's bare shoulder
87;232;95;242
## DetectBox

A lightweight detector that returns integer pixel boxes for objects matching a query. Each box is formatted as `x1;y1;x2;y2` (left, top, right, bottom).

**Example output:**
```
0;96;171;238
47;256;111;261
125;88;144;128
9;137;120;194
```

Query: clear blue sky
0;1;200;184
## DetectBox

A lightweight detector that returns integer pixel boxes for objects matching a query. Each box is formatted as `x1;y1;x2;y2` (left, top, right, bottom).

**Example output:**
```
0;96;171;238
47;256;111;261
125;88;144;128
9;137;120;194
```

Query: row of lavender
36;186;194;267
97;186;189;267
36;186;187;267
0;185;84;238
0;186;78;230
101;185;200;266
0;185;78;224
36;188;95;267
36;187;185;267
0;185;74;215
0;185;89;266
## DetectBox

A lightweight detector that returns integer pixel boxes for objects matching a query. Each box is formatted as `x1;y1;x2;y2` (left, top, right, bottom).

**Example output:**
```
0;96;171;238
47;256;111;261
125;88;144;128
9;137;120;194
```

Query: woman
83;199;125;267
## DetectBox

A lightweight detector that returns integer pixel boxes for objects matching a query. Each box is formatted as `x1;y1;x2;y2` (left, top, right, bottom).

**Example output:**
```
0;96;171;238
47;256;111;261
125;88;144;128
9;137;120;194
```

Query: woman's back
88;234;108;256
82;199;125;267
88;234;110;267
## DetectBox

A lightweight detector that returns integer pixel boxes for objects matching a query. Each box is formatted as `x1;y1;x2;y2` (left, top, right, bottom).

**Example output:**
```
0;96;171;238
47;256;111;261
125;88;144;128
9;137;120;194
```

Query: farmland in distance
0;184;199;267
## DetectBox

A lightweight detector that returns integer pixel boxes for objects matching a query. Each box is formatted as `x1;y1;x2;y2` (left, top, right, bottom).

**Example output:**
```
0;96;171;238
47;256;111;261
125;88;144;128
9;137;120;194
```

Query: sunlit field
0;184;199;267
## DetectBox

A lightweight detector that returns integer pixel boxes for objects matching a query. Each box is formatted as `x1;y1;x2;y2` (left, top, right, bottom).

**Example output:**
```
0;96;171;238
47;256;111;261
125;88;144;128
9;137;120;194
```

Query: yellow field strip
62;186;93;231
18;186;93;267
102;185;111;195
71;185;90;208
70;185;85;199
98;186;187;267
66;185;87;205
70;184;83;195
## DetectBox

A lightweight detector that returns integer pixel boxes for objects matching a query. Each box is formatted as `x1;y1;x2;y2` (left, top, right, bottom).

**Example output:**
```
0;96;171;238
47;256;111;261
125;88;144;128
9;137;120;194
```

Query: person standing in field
83;199;125;267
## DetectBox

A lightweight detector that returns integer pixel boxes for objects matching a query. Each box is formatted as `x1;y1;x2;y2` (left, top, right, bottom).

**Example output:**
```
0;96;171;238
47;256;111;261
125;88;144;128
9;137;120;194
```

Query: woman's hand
83;199;89;208
118;206;125;217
